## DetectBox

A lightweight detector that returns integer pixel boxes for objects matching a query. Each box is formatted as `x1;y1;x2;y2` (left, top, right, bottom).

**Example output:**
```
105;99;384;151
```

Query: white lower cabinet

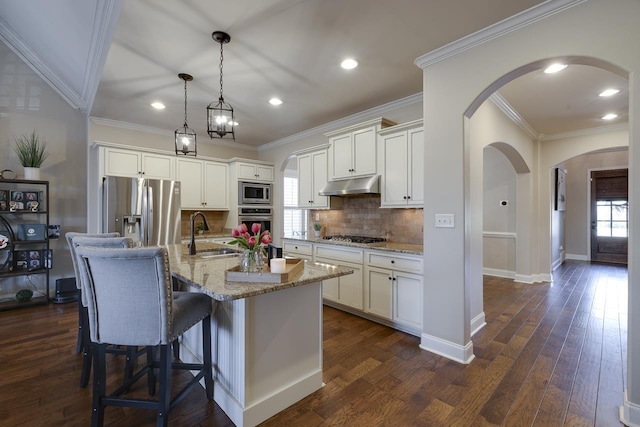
315;244;364;310
365;251;423;334
283;240;313;261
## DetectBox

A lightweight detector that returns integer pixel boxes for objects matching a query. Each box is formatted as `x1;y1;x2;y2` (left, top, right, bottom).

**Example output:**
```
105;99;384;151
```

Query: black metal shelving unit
0;178;50;310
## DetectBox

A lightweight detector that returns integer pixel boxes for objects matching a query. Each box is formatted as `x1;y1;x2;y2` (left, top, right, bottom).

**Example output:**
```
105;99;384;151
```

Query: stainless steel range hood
318;175;380;196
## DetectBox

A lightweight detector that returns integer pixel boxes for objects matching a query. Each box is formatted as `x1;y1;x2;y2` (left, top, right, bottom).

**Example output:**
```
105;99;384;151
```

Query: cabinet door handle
407;195;411;199
388;277;392;280
391;260;395;264
403;196;407;200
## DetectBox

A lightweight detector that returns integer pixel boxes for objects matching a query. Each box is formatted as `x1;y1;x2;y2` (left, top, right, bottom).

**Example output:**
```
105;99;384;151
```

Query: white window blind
283;175;306;236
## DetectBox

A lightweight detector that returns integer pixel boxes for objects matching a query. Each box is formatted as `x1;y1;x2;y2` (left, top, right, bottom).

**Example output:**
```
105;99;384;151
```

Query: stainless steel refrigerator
102;176;181;246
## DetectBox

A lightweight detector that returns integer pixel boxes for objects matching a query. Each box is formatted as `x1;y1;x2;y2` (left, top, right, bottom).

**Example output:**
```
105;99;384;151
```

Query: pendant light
175;73;197;156
207;31;237;140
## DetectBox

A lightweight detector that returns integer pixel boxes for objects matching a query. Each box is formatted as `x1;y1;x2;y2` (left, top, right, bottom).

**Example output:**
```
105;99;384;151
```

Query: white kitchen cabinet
103;147;175;180
325;118;395;180
236;161;274;182
378;120;424;207
297;149;329;208
283;240;313;261
365;250;423;333
315;244;364;310
177;158;228;210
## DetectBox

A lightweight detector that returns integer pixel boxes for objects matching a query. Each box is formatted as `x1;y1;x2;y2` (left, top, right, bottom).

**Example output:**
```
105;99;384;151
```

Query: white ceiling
0;0;629;148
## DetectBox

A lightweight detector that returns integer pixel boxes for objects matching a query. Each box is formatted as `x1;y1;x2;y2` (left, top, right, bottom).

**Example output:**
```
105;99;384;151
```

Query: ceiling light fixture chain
219;37;224;101
207;31;236;140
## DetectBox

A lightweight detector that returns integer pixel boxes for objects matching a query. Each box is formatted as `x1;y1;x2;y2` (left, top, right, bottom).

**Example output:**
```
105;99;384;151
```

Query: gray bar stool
67;232;139;388
75;245;213;427
65;232;119;356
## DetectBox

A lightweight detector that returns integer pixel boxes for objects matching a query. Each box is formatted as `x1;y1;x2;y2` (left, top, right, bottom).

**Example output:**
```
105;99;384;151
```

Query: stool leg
202;315;213;401
157;345;172;427
80;306;92;388
172;339;180;360
75;290;83;354
147;346;156;396
91;343;106;427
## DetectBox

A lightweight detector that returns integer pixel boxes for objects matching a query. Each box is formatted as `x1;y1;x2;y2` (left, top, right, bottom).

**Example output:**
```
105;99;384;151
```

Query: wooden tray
225;258;304;283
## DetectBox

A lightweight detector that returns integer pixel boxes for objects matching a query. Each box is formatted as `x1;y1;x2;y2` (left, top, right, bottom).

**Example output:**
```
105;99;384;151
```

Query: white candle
271;258;286;273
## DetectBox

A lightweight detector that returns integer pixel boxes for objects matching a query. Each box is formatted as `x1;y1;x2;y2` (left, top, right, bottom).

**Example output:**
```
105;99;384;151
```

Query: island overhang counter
166;243;353;427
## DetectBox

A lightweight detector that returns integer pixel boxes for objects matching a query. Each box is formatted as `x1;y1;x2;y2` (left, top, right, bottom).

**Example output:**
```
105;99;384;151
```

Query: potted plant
313;223;322;238
14;130;48;180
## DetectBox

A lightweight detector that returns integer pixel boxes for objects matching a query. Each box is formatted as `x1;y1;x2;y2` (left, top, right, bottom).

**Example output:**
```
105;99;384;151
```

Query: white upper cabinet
297;149;329;208
177;158;228;210
104;147;175;180
236;161;274;182
378;119;424;207
325;118;395;181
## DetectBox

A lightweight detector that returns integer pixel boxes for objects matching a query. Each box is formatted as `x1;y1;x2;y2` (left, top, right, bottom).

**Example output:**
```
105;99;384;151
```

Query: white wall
564;148;629;259
483;146;517;275
0;39;87;289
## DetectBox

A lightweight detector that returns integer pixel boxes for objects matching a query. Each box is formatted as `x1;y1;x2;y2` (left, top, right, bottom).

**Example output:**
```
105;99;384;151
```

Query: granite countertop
166;243;354;301
282;236;423;255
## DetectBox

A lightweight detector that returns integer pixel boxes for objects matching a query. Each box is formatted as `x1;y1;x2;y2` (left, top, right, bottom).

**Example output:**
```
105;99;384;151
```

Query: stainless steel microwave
239;181;272;205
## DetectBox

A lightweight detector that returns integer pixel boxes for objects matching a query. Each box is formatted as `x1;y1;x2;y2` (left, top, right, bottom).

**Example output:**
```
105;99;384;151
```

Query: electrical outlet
435;214;454;228
315;213;320;221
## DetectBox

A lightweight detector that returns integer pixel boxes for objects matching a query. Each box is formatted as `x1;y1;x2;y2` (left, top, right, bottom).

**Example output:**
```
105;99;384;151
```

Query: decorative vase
314;230;321;238
23;167;40;180
240;249;263;273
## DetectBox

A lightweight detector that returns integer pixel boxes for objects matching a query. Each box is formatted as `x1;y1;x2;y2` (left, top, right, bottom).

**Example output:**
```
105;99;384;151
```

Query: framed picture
9;191;24;211
555;168;566;211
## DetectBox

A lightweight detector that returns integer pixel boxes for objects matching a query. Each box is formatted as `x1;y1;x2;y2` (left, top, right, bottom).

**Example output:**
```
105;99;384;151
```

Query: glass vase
240;248;263;273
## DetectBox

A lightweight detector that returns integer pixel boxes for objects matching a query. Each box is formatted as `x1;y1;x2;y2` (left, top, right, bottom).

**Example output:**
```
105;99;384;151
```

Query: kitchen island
166;243;353;427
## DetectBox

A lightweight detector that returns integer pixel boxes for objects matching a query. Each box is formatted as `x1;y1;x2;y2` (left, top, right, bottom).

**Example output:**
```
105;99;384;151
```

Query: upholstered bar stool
76;246;213;427
65;232;119;356
67;232;135;387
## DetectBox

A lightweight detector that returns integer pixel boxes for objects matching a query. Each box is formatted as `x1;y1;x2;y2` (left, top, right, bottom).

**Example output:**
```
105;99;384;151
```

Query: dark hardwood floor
0;260;626;426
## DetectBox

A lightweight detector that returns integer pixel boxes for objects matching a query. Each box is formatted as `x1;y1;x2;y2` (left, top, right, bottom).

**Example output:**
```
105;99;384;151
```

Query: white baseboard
483;268;515;279
470;312;486;336
514;274;535;284
565;253;589;261
420;333;475;364
621;390;640;426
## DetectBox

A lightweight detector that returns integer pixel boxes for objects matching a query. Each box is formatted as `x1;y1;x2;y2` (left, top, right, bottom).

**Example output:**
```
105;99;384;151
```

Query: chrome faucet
189;211;210;255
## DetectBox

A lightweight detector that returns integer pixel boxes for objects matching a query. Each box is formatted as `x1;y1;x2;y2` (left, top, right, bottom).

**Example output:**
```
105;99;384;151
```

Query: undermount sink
196;247;242;258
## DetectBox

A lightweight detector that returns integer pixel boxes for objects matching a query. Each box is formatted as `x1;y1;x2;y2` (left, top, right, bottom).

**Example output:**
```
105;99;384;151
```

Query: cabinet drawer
315;244;363;264
283;241;313;256
366;252;422;274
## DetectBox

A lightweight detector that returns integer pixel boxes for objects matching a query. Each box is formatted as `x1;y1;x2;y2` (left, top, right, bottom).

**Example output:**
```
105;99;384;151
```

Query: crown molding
0;0;121;113
90;117;258;151
0;16;80;109
258;92;423;151
489;92;538;139
414;0;587;69
82;0;122;113
539;122;628;141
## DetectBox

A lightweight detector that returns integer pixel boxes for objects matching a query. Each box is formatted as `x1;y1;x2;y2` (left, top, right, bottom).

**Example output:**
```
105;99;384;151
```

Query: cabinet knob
403;196;407;200
407;196;411;199
391;260;395;264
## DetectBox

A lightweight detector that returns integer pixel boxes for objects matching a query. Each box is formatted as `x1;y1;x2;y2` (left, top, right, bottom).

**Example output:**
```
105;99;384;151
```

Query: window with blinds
283;175;307;236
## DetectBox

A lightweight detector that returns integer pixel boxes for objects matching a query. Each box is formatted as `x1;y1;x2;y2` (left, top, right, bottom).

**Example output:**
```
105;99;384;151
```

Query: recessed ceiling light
544;63;567;74
151;102;166;110
269;97;283;106
341;58;358;70
599;89;620;97
602;113;618;120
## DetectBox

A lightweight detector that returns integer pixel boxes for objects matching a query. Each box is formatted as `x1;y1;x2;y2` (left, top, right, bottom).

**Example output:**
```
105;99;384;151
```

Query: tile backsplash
180;210;228;238
310;194;423;244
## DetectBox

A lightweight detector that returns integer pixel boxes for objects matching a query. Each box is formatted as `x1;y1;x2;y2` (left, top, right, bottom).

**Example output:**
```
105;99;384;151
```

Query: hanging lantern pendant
207;31;237;140
175;73;197;156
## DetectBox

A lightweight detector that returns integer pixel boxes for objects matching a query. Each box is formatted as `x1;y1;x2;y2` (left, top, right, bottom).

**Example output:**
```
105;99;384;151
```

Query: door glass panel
596;199;628;237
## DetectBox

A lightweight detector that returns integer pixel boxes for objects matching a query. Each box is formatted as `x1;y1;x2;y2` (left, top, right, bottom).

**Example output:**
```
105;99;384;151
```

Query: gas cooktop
323;235;386;244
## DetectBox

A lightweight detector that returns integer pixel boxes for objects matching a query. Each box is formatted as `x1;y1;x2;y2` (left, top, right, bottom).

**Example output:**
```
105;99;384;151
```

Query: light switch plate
435;214;454;228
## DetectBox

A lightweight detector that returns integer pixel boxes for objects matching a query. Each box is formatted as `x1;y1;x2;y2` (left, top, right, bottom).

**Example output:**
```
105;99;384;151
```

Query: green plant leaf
13;130;48;168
